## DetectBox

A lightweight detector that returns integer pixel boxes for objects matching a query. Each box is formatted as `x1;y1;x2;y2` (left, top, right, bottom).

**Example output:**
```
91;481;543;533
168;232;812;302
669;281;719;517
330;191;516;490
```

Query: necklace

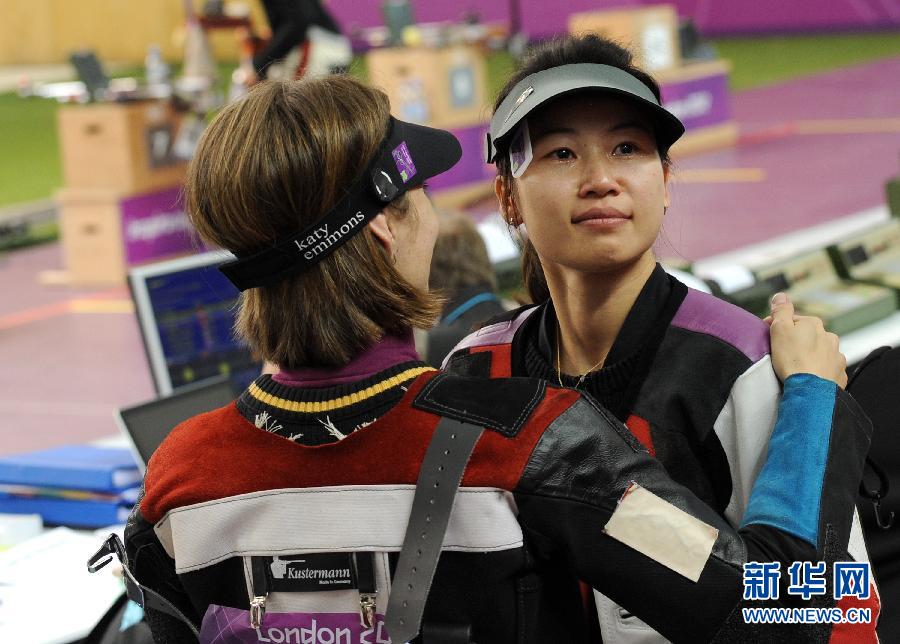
556;322;605;389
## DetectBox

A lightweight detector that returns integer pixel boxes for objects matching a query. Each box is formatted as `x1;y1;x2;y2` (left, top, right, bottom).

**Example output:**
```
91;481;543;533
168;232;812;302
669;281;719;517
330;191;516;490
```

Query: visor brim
388;119;463;189
487;63;685;162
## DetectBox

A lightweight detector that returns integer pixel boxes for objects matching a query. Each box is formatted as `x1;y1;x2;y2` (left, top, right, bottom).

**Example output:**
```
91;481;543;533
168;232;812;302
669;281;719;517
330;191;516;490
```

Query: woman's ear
663;164;671;210
494;176;520;227
368;212;395;253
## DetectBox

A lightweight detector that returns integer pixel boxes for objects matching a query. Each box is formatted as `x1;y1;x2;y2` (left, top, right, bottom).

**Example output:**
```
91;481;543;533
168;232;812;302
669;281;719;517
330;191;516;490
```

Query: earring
505;204;519;227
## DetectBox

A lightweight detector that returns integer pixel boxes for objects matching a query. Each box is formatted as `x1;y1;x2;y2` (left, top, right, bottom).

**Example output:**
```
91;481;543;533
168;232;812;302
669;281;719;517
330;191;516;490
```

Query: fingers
794;315;825;332
769;292;795;328
763;313;802;327
837;347;848;389
767;301;845;386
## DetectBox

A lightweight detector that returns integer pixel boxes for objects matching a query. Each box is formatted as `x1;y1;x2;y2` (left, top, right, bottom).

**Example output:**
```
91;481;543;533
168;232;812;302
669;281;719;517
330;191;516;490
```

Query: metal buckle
359;593;377;628
87;533;126;573
249;595;267;629
371;169;398;202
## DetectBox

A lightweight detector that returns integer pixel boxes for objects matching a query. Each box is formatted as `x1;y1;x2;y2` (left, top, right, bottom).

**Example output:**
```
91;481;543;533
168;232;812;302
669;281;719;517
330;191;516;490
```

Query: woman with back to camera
113;76;872;644
441;34;880;641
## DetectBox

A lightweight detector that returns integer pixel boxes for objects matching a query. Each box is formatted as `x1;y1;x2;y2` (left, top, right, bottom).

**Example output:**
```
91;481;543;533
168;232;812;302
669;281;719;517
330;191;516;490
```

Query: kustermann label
267;553;356;592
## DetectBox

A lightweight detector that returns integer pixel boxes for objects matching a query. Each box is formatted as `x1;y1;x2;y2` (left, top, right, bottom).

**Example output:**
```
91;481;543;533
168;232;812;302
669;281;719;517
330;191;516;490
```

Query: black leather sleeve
124;501;201;643
514;389;871;644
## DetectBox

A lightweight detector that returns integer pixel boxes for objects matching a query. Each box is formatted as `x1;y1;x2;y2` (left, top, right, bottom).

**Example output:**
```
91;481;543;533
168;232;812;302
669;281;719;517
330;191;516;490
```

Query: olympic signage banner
660;68;731;132
120;187;196;265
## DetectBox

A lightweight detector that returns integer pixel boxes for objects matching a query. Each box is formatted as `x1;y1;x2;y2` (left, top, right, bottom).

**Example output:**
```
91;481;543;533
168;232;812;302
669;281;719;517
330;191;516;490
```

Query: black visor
219;117;462;291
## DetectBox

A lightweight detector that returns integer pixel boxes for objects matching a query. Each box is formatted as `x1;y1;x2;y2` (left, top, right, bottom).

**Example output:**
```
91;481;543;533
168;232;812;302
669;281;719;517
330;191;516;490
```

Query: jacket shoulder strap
385;416;484;643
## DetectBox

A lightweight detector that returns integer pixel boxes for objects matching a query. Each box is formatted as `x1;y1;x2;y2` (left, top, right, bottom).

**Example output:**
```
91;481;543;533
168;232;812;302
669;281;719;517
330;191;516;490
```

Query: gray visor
485;63;685;163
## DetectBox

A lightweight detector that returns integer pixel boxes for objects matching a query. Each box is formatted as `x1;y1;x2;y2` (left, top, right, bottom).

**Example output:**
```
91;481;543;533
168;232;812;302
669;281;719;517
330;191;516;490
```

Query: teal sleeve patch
741;373;837;548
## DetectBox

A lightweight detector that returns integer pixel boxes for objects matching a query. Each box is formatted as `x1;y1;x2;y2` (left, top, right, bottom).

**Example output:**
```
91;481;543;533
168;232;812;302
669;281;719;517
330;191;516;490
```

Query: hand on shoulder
765;292;847;388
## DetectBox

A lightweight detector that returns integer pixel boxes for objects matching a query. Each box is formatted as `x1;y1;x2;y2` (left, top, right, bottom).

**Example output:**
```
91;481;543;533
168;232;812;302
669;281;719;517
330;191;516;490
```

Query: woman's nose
578;156;620;199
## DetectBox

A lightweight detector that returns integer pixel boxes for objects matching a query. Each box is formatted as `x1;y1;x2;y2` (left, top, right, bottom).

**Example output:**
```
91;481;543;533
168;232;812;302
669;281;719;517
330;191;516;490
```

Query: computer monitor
128;250;261;396
115;375;237;470
382;0;414;47
69;50;110;100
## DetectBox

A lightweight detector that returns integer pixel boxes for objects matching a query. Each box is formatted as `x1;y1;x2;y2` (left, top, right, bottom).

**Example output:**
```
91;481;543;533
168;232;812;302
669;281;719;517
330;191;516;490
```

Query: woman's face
511;94;669;275
390;188;440;291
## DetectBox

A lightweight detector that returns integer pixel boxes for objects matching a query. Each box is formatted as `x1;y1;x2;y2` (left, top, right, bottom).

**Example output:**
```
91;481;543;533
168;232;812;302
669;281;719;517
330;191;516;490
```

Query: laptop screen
116;376;237;469
129;251;261;396
69;50;109;96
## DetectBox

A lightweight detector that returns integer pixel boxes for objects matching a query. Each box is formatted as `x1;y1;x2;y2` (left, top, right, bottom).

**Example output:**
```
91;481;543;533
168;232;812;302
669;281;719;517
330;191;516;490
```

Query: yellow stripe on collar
248;366;437;413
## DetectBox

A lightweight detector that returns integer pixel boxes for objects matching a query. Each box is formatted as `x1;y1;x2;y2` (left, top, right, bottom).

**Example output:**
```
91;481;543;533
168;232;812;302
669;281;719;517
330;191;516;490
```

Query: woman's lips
571;208;631;226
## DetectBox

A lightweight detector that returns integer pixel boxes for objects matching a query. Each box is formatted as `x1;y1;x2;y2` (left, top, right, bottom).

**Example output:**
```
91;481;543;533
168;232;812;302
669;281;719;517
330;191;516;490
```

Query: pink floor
1;244;155;455
1;56;899;456
661;56;900;261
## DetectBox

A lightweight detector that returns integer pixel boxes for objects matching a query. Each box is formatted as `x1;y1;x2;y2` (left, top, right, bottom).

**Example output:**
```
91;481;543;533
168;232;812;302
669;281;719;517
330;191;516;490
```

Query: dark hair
494;35;671;304
185;77;441;368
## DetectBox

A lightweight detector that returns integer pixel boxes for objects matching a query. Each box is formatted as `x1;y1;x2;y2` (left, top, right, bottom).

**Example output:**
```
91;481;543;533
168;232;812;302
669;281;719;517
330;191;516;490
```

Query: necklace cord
556;322;605;388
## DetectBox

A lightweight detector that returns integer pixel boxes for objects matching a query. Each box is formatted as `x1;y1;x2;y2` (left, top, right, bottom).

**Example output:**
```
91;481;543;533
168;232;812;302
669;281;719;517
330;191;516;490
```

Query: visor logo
504;86;534;124
392;141;417;183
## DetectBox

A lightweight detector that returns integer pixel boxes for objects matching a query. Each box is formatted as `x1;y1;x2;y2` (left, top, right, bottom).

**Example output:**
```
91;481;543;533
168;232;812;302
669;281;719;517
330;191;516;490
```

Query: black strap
87;533;200;640
385;417;484;644
846;345;895;529
250;556;270;596
354;551;377;594
859;456;896;530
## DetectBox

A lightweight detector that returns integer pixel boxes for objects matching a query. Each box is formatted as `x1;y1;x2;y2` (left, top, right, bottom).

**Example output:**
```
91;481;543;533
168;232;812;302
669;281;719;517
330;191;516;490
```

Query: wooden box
569;5;681;72
57;186;194;285
57;101;187;194
366;44;489;129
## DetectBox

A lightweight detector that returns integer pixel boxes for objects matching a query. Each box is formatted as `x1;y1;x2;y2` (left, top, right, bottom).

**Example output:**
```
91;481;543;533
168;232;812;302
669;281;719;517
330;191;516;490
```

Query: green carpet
0;93;62;206
713;32;900;91
1;32;899;207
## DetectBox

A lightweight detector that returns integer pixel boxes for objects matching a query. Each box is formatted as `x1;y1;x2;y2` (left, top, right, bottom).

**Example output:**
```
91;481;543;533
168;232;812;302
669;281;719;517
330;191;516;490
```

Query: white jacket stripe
154;485;522;573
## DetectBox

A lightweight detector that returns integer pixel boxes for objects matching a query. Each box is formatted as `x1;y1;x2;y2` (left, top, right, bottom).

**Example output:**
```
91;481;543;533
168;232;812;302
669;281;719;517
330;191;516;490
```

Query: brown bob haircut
185;76;441;368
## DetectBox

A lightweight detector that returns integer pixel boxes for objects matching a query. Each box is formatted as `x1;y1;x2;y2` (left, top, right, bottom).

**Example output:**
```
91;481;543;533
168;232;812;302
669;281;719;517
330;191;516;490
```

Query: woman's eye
614;142;638;155
551;148;574;160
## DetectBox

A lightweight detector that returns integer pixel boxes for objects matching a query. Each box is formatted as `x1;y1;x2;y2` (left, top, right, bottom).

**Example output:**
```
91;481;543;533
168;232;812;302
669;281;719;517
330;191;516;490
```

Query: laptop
69;50;171;102
115;375;237;471
128;250;261;397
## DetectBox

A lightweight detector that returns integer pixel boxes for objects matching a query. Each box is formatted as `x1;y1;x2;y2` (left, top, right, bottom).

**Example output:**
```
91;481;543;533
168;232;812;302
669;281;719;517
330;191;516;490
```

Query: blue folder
0;445;141;493
0;494;132;528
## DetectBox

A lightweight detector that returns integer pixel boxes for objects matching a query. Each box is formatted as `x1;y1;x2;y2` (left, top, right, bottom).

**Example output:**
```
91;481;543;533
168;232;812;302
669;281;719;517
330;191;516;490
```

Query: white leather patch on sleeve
604;483;719;583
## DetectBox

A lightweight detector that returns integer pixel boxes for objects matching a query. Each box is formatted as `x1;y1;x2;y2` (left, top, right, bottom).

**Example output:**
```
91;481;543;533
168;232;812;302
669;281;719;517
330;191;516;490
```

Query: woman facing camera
442;35;879;642
116;76;872;644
